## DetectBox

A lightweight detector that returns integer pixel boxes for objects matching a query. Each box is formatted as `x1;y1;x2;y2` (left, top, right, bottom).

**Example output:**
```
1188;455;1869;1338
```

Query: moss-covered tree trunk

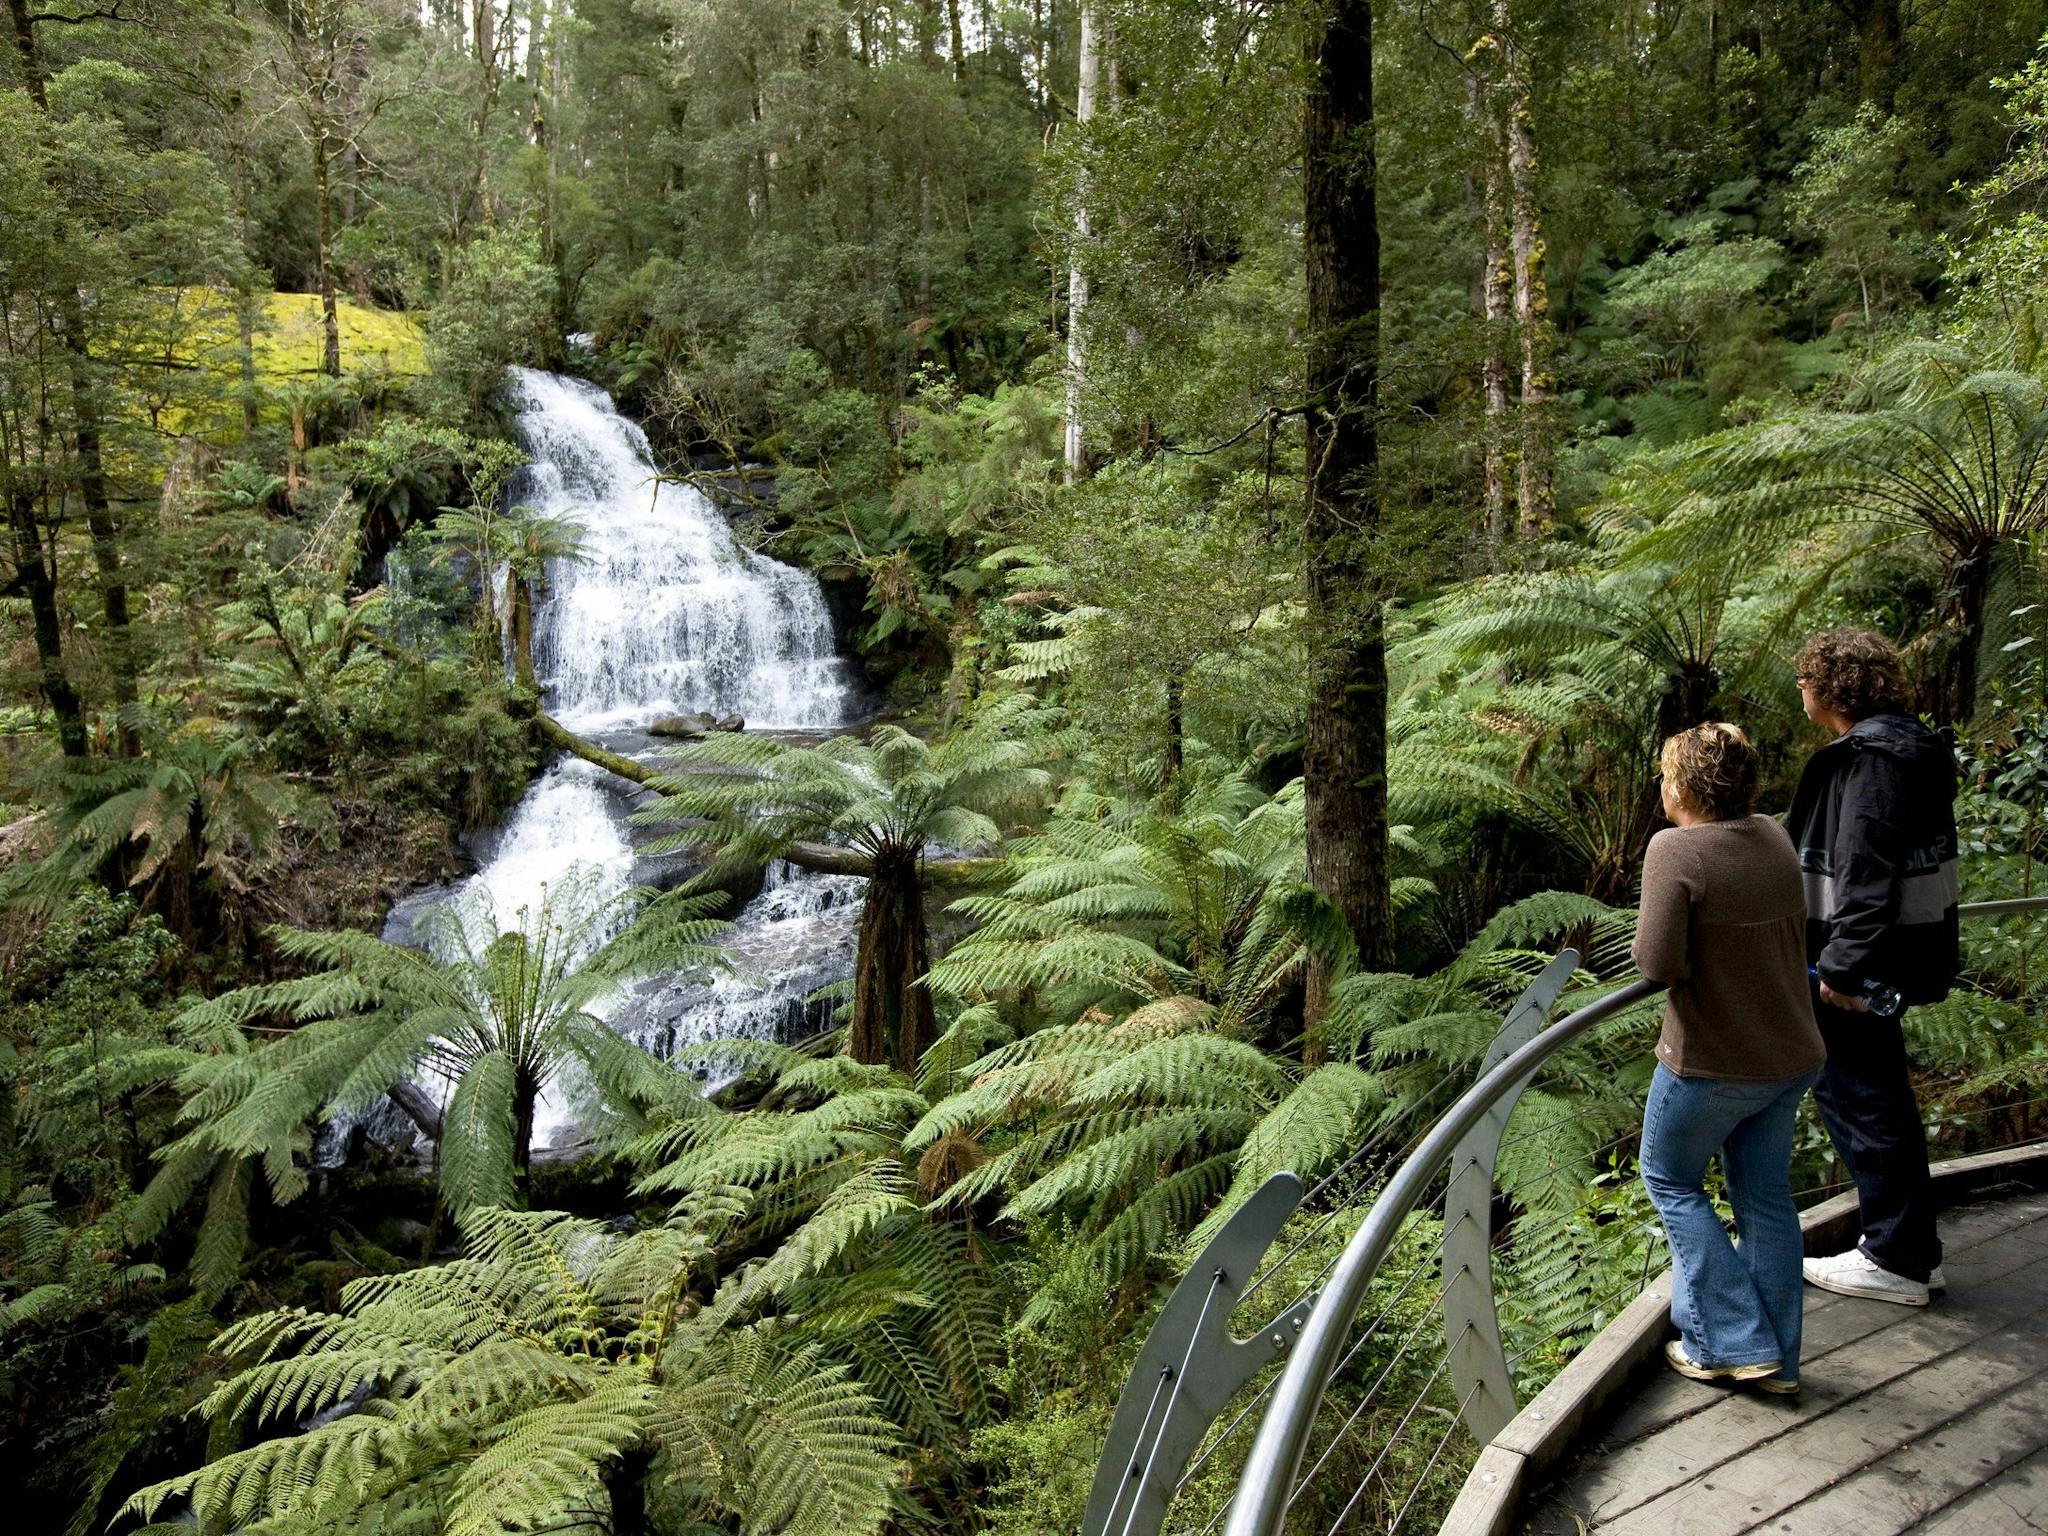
848;843;936;1071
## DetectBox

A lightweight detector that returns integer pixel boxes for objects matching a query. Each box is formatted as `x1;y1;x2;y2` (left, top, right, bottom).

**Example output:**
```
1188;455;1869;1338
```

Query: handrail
1216;976;1663;1536
1215;892;2048;1536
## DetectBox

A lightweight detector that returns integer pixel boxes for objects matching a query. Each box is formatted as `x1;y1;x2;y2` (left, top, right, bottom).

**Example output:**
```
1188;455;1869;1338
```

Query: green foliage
1;720;327;942
420;227;557;428
130;871;733;1295
124;1209;897;1536
645;690;1056;874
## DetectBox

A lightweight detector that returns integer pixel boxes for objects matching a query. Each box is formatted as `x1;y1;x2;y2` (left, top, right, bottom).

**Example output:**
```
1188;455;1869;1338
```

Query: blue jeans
1641;1063;1819;1377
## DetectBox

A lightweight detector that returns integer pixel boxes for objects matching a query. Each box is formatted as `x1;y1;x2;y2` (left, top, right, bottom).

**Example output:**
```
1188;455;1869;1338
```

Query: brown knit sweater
1631;815;1824;1081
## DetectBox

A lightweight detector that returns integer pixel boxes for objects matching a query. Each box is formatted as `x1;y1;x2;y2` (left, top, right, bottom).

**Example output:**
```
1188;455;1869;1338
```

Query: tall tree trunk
1469;65;1512;557
6;487;88;758
1302;0;1392;1040
1063;0;1098;484
1842;0;1901;113
947;0;966;79
1493;0;1552;539
10;0;139;753
312;115;342;377
229;95;263;441
848;845;936;1070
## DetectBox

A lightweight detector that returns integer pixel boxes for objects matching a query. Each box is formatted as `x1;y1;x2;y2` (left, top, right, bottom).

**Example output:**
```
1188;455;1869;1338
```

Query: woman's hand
1818;980;1869;1013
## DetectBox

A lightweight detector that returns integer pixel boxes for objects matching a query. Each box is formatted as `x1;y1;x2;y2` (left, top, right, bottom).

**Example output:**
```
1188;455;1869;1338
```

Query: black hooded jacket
1785;713;1960;1006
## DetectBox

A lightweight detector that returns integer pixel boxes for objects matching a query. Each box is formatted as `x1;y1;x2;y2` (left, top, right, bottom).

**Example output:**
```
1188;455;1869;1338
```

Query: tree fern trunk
849;845;936;1070
512;575;536;689
1301;0;1393;1046
512;1070;537;1203
1931;541;1994;725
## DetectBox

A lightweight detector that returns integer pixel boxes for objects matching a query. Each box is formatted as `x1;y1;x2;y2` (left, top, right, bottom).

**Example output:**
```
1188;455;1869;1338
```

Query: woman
1632;723;1824;1395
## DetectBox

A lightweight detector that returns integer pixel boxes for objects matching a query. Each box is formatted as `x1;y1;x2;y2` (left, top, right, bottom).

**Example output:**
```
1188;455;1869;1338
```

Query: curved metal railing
1083;895;2048;1536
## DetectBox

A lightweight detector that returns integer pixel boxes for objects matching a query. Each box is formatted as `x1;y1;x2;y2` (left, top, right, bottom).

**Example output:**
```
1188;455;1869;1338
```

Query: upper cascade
507;366;855;733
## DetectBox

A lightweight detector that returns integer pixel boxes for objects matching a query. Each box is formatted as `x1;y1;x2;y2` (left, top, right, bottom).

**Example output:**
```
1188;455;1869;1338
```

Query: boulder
649;712;714;739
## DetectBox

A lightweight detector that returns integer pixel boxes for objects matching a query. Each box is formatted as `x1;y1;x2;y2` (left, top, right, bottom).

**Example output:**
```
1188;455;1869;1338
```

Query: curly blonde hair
1660;722;1761;823
1795;627;1908;721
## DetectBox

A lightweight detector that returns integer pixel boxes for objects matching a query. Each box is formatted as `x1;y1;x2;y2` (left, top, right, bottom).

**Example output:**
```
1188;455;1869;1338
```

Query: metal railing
1083;895;2048;1536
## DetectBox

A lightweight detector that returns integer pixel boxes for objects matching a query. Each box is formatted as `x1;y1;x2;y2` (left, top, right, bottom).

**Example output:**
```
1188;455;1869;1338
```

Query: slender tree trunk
229;97;263;441
1163;672;1185;809
1302;0;1392;1040
512;575;536;688
6;488;88;758
848;846;936;1070
1493;0;1552;539
1063;1;1098;483
1469;66;1512;557
947;0;965;79
312;115;342;377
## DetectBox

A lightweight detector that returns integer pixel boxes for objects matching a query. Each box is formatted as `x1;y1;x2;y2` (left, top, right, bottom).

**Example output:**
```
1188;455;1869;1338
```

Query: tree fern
124;1209;896;1536
129;872;731;1295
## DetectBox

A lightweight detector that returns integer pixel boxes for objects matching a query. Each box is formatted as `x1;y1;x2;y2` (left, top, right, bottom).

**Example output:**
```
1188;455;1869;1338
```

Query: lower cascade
369;368;864;1155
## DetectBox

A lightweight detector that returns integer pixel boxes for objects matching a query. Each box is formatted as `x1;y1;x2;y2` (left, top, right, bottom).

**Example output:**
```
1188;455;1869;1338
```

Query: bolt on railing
1083;895;2048;1536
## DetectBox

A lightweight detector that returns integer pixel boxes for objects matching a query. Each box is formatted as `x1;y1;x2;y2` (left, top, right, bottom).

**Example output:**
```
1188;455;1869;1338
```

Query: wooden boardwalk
1520;1190;2048;1535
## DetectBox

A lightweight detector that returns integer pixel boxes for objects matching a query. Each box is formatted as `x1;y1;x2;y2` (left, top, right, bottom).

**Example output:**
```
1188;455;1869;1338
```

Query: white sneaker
1929;1264;1947;1292
1802;1248;1930;1306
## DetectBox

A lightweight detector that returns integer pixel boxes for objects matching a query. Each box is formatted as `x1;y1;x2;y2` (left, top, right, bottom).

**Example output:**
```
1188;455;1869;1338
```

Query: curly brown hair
1660;722;1761;822
1795;627;1908;721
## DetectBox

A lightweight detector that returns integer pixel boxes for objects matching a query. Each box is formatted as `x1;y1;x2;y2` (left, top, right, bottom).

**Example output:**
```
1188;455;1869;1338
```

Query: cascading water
366;368;865;1156
514;366;849;734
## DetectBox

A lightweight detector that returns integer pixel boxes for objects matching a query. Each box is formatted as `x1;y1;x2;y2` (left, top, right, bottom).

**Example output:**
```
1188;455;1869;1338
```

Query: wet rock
649;712;713;739
712;713;745;732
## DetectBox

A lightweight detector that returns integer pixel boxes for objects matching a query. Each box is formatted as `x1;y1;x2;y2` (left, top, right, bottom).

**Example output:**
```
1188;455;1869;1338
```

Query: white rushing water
511;366;852;734
371;369;865;1153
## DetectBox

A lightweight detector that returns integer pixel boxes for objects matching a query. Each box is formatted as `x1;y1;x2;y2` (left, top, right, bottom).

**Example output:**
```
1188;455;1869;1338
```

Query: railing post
1441;949;1580;1445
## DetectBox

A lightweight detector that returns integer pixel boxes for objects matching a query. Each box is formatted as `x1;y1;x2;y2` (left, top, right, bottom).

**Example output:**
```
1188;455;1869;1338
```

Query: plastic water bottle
1809;966;1904;1017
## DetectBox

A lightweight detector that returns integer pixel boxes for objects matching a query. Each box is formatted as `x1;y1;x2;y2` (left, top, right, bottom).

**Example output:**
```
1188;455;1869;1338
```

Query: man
1787;627;1960;1307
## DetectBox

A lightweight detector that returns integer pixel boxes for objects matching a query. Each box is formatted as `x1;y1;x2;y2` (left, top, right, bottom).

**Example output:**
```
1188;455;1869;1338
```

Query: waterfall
368;368;865;1155
510;366;852;733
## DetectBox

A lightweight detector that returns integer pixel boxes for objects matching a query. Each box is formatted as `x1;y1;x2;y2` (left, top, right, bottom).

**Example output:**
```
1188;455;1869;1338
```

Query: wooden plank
1913;1444;2048;1535
1581;1211;2048;1454
1593;1325;2048;1535
1760;1362;2048;1532
1458;1153;2048;1536
1493;1277;1672;1469
1552;1227;2048;1528
1433;1443;1526;1536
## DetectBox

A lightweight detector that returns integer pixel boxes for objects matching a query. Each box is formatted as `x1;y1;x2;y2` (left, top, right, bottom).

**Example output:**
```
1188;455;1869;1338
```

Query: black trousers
1812;1002;1942;1281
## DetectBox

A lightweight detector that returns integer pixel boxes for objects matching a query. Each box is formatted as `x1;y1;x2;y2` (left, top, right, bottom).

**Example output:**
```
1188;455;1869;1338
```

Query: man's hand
1819;980;1869;1013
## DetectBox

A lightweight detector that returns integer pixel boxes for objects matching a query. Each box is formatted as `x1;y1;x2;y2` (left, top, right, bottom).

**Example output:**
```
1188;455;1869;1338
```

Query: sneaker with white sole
1663;1340;1782;1384
1929;1264;1946;1292
1802;1247;1930;1306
